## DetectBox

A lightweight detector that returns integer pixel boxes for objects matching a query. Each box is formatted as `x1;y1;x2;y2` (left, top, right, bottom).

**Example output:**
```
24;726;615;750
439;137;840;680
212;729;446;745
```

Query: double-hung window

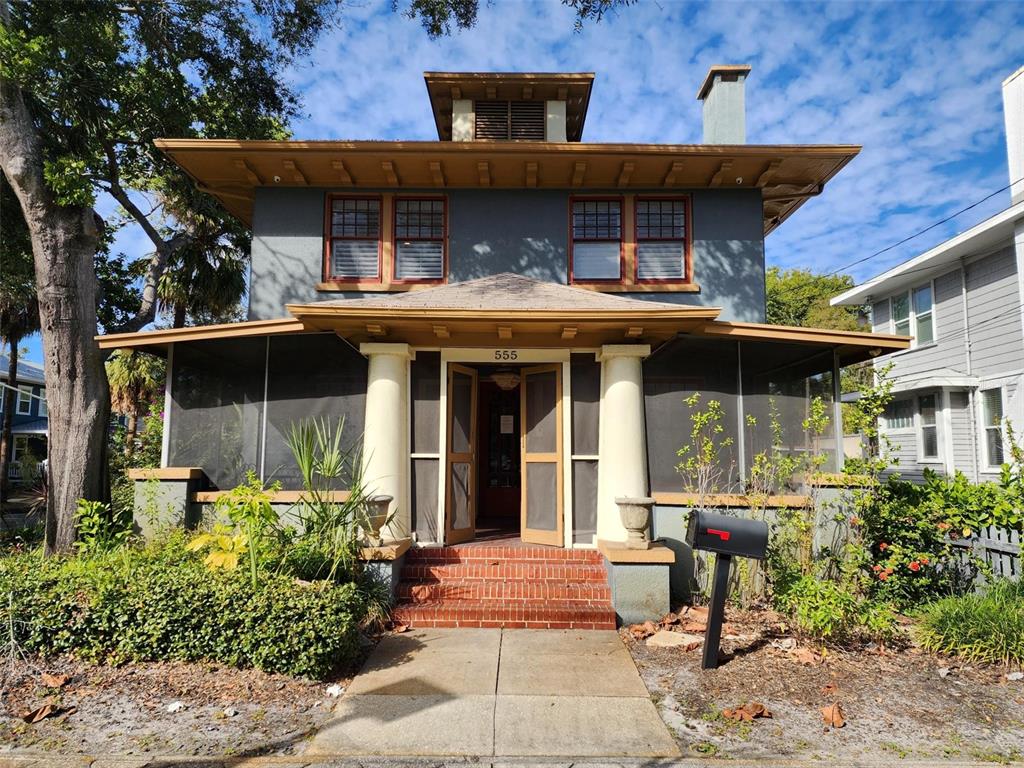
328;197;381;280
884;398;913;430
39;388;47;418
394;198;446;281
16;385;33;415
981;387;1004;467
918;394;938;460
636;198;689;281
891;283;934;345
571;198;622;282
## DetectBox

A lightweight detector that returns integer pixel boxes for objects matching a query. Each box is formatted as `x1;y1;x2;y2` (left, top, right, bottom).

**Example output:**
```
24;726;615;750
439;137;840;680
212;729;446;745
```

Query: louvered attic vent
473;100;545;140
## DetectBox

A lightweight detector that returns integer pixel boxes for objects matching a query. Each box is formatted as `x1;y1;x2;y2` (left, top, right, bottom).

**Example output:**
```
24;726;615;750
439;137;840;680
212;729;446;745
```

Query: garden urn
615;496;656;549
365;494;393;546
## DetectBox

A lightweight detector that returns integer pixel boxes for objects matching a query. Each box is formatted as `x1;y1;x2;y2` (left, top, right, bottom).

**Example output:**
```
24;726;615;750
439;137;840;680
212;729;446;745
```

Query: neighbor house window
327;196;381;280
891;283;934;345
885;398;913;429
636;198;689;281
16;385;32;415
571;198;622;282
38;388;47;418
918;394;938;459
394;198;445;281
982;387;1004;467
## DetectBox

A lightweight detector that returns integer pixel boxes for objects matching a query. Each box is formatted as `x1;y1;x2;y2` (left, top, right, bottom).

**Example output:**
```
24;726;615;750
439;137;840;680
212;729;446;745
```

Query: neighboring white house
832;66;1024;482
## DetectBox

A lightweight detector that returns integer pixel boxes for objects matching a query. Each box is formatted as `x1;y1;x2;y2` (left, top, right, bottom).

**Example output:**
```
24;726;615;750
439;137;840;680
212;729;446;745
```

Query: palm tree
0;172;40;504
105;350;162;458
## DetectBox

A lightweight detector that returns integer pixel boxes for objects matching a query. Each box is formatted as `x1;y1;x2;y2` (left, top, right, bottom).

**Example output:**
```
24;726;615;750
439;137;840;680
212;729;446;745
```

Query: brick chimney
697;65;751;145
1004;65;1024;205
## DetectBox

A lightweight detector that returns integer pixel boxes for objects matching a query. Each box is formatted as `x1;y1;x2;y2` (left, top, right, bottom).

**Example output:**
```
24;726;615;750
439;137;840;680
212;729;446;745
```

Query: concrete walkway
305;628;681;758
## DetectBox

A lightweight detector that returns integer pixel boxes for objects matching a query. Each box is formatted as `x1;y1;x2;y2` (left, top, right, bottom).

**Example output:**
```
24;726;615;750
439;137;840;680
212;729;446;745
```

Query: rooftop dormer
424;72;594;142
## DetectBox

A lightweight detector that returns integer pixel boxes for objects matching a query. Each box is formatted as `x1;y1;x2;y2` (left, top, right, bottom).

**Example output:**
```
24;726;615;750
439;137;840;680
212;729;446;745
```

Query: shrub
0;534;363;679
916;579;1024;664
774;573;896;642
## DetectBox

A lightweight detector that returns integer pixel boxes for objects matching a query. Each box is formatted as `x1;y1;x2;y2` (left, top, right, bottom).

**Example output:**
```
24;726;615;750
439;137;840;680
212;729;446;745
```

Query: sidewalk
305;628;680;758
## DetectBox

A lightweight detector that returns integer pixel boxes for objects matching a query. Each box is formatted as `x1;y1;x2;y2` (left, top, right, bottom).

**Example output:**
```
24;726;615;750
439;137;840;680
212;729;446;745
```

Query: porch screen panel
411;352;440;541
451;372;473;454
411;457;439;542
263;334;367;491
168;338;266;490
571;353;600;543
643;338;740;494
451;460;471;530
525;370;558;453
740;343;836;478
526;462;558;531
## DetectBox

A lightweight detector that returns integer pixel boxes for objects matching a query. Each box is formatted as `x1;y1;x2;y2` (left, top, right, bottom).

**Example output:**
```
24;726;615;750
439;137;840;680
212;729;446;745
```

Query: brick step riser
398;583;612;603
393;605;617;631
400;564;609;582
405;549;605;566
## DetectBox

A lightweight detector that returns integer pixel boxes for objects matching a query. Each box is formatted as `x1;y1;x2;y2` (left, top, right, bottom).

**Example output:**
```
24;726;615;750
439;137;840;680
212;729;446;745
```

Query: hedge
0;535;362;679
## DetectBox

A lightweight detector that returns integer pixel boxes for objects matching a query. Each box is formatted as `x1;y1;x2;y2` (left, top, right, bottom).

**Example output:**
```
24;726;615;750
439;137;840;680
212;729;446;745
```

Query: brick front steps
392;544;617;629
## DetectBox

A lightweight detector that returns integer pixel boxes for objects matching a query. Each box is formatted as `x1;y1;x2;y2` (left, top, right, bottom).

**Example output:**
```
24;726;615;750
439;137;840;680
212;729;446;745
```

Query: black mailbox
686;510;770;670
686;510;768;560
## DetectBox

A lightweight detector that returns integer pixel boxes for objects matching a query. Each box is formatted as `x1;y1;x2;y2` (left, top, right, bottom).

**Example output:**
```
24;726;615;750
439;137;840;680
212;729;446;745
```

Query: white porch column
360;343;413;541
595;344;651;543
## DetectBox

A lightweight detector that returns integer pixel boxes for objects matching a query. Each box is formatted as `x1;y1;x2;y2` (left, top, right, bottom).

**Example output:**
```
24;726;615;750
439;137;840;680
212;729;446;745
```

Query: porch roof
95;274;909;363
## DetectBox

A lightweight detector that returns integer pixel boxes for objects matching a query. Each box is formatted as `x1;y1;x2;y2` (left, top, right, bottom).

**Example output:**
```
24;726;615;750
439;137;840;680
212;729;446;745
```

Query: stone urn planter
615;496;656;549
364;494;393;546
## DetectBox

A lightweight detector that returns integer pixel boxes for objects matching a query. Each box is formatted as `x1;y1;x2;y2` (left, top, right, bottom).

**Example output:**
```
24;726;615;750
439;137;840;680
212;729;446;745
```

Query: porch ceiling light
491;370;521;391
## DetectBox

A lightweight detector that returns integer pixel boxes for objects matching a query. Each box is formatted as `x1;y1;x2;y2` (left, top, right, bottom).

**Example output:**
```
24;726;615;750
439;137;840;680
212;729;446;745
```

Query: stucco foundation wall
604;559;671;625
248;187;766;322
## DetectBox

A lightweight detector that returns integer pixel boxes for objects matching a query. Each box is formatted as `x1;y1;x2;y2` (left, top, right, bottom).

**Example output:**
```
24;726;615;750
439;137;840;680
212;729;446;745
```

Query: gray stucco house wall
247;187;766;323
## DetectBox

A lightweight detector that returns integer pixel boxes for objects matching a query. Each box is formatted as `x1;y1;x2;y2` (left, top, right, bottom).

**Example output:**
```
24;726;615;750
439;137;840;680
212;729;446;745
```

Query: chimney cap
697;65;752;101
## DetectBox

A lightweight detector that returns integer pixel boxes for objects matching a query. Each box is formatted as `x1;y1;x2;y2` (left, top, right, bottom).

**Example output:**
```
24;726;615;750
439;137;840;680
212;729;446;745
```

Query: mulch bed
626;605;1024;762
0;642;374;758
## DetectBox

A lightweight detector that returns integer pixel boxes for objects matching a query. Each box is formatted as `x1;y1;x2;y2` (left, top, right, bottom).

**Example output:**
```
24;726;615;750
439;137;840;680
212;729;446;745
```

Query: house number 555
494;350;518;361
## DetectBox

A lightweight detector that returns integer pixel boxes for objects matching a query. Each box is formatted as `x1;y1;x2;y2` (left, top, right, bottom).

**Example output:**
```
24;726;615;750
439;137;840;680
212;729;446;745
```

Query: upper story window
394;198;446;282
16;385;33;415
982;387;1004;467
636;198;690;282
891;283;934;345
570;198;622;282
474;100;545;141
328;196;381;280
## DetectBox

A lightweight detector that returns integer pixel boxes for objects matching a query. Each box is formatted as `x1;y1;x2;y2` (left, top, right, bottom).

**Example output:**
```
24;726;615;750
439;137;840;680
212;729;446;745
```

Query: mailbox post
685;509;769;670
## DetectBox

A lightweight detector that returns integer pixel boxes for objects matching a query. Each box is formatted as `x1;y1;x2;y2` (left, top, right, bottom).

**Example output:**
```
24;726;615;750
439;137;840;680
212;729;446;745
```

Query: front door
445;363;478;545
520;364;564;546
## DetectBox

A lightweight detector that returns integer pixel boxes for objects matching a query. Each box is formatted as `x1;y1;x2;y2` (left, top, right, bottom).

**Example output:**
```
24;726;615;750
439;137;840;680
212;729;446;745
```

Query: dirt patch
626;607;1024;763
0;644;374;757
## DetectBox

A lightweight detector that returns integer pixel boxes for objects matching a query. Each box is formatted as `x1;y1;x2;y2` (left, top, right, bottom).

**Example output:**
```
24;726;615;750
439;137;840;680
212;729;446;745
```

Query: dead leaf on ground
686;605;709;622
722;701;773;722
628;620;658;639
681;621;706;633
659;612;680;626
20;703;77;724
40;673;69;689
391;623;409;633
822;702;846;728
789;647;820;665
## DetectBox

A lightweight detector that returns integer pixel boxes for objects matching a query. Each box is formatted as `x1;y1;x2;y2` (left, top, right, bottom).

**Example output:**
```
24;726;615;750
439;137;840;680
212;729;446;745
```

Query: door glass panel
412;457;439;542
451;461;471;529
526;462;557;531
525;370;557;453
451;372;473;453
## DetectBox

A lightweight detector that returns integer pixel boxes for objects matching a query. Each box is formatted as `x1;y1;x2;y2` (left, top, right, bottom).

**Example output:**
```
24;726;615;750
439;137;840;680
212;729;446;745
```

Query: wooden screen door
445;363;478;545
520;364;564;546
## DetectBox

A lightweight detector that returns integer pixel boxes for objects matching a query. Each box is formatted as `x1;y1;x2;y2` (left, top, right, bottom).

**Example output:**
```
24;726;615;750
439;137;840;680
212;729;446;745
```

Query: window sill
570;282;701;293
317;281;444;293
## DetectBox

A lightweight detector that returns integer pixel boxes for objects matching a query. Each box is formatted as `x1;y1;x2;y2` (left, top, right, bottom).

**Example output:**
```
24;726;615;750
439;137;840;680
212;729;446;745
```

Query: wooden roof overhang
95;312;908;365
423;72;595;142
154;139;860;235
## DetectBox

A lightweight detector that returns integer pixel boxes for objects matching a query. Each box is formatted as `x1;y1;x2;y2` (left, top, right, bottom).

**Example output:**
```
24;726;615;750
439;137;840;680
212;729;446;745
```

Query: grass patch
916;580;1024;664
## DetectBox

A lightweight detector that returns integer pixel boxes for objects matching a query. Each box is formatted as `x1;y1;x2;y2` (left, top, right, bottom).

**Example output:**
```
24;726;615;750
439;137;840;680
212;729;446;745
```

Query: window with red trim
328;197;381;280
571;198;622;282
394;198;445;281
636;198;688;281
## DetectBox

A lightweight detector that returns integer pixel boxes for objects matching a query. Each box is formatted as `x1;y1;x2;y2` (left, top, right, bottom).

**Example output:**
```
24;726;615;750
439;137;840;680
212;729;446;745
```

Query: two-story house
100;68;906;627
0;354;48;485
832;66;1024;483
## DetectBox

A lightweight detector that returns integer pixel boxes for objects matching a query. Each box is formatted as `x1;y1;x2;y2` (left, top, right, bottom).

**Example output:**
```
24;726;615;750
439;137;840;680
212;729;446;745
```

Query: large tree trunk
0;70;109;554
0;339;19;503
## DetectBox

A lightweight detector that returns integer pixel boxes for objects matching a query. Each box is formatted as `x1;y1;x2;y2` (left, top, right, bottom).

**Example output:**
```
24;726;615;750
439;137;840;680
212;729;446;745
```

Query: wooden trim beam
381;161;399;185
331;159;353;185
756;159;783;187
497;325;513;340
233;159;262;184
366;323;387;336
525;161;538;188
429;160;446;187
282;159;307;185
617;162;634;187
478;161;491;187
560;326;578;340
710;160;733;187
662;161;684;186
625;326;643;338
572;161;587;187
433;325;450;339
652;491;811;509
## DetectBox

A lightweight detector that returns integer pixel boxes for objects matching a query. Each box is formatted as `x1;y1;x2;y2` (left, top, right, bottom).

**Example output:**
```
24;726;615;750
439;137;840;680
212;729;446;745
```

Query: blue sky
20;0;1024;364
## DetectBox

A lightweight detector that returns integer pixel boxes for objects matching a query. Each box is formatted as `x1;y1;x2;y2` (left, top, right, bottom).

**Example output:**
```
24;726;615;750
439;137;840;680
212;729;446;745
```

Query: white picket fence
950;525;1021;582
